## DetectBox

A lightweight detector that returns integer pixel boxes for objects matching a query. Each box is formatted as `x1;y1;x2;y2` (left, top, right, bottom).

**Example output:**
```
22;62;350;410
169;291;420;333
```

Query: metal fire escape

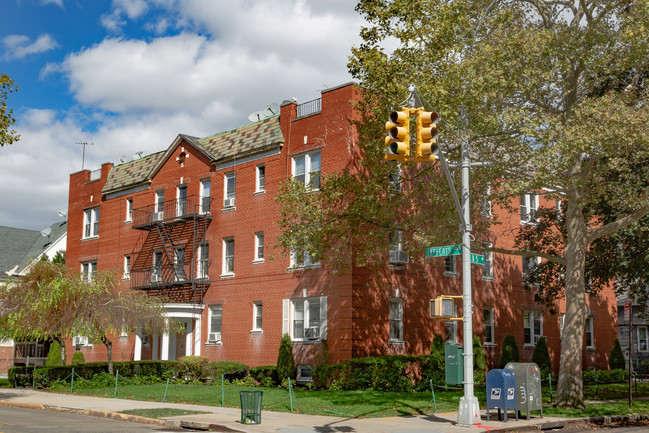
129;195;212;303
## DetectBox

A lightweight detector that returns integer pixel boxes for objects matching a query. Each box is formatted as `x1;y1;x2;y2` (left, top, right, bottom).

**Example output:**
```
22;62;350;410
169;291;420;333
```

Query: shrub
46;341;62;367
609;338;625;370
250;365;279;386
312;340;330;388
430;334;445;355
499;334;520;368
207;361;249;382
276;334;296;380
473;336;487;385
583;368;628;385
71;351;86;366
531;336;552;379
178;356;209;382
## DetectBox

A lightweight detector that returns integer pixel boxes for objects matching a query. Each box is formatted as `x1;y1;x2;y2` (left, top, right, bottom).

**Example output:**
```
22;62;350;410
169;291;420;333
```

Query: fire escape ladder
155;223;182;281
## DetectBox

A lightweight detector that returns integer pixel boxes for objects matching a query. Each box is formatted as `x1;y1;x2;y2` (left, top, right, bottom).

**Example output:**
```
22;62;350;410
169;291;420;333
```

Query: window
522;256;541;283
208;305;222;343
524;310;543;345
445;256;458;275
389;298;403;342
73;335;90;347
389;231;408;264
293;151;321;190
559;313;565;339
638;326;649;352
520;193;539;224
483;242;494;279
174;246;186;280
481;183;492;216
291;246;320;268
484;307;495;345
81;261;97;282
152;251;162;283
585;316;594;349
254;232;264;262
154;190;165;221
446;321;458;343
388;163;402;193
224;172;236;208
123;255;130;279
253;302;263;331
125;198;133;222
200;179;211;214
291;297;325;341
83;207;99;238
222;237;234;275
177;185;187;217
197;242;209;279
297;365;313;383
256;165;265;192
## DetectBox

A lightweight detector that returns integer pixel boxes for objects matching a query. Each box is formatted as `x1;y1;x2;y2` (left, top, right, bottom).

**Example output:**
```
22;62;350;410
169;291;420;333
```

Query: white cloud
113;0;149;19
41;0;64;8
100;12;126;33
2;34;59;60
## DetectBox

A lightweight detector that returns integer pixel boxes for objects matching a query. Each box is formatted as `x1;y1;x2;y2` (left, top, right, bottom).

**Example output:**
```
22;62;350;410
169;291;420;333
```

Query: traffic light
415;109;439;162
430;296;455;318
385;108;410;162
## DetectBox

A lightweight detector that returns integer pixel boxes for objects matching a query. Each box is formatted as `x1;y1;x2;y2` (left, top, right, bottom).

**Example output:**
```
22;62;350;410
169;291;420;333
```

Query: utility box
445;342;464;384
486;369;518;422
505;362;543;419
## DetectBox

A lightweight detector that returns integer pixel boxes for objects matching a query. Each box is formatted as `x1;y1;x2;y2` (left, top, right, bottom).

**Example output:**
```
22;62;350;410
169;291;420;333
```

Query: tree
0;261;176;374
0;74;19;146
276;333;296;380
473;335;487;385
609;338;625;370
532;336;552;380
499;334;520;368
45;340;62;367
277;0;649;408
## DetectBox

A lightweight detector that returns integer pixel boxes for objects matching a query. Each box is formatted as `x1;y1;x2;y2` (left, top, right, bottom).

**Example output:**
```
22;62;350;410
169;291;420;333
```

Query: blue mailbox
486;369;518;422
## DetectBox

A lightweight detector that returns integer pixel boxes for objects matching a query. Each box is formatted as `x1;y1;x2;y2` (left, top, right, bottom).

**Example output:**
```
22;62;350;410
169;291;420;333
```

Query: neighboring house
0;221;67;373
65;82;617;375
616;297;649;372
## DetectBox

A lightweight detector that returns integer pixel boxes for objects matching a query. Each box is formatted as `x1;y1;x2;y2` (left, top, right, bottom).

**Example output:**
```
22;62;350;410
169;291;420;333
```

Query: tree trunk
554;197;588;409
101;336;113;375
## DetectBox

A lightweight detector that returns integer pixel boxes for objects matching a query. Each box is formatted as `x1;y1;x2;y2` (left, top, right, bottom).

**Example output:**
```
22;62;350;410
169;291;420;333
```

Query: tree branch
488;246;566;265
587;205;649;243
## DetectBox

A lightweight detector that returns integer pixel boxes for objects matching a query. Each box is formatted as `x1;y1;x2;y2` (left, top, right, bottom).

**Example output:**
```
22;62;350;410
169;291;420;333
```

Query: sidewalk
0;387;630;433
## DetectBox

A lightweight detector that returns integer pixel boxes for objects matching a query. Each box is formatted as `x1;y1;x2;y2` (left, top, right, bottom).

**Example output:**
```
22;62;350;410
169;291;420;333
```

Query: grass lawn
46;380;649;419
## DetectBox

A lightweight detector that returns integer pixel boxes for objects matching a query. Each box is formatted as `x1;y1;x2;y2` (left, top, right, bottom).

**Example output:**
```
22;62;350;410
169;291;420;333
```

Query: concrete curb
488;413;649;432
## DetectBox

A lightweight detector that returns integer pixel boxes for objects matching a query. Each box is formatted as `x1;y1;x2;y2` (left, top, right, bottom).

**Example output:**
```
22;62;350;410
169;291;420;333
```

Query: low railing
14;342;48;366
132;195;212;228
130;262;210;290
297;98;321;118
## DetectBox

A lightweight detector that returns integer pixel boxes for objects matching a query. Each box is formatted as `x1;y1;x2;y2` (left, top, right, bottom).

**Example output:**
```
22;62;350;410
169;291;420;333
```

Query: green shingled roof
0;226;40;277
102;116;283;194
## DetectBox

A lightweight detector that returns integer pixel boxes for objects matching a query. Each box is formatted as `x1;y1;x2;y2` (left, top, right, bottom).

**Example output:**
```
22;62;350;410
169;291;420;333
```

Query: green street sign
470;254;485;265
426;245;461;258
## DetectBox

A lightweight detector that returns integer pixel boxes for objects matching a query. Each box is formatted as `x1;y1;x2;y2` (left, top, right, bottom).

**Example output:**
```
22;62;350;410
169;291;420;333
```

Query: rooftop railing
296;98;321;118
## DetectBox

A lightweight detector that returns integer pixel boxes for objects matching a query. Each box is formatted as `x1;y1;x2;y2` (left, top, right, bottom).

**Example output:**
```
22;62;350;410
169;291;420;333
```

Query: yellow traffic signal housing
385;108;411;162
430;296;462;319
415;109;439;162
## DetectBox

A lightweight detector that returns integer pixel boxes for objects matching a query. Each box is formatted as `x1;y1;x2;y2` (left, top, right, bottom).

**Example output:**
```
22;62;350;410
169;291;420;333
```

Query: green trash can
240;390;263;424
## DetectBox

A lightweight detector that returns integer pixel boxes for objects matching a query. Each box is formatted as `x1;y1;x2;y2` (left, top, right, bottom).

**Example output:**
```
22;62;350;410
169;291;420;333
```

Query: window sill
484;343;497;347
253;259;265;264
250;329;263;334
445;272;459;278
122;277;130;281
222;207;236;213
205;342;223;346
389;340;405;345
220;273;235;279
288;264;321;271
292;339;321;344
586;346;596;352
81;236;99;241
124;220;132;224
254;190;265;195
482;276;495;282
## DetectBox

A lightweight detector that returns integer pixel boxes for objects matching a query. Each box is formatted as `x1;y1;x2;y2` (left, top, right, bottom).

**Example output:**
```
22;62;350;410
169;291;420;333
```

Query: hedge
250;365;279;386
582;368;629;385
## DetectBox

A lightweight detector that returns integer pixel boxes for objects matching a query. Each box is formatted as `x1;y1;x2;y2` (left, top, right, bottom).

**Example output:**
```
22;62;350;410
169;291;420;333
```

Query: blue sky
0;0;363;230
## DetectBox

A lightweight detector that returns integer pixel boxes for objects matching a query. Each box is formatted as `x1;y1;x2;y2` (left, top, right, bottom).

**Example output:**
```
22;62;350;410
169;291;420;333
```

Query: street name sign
470;254;485;265
426;245;461;258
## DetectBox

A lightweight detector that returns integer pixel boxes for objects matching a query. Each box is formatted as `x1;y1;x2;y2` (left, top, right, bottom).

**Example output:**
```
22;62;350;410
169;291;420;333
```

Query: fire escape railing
132;195;211;229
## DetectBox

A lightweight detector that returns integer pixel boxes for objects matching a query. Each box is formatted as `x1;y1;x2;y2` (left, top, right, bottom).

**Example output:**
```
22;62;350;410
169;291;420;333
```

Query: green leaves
0;74;19;147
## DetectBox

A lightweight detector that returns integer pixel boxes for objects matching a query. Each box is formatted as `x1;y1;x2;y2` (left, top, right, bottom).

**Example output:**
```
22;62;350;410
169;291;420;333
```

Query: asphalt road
561;420;649;432
0;405;197;433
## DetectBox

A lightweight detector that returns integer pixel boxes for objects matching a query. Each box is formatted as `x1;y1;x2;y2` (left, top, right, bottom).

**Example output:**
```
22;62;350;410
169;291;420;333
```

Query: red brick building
65;82;617;376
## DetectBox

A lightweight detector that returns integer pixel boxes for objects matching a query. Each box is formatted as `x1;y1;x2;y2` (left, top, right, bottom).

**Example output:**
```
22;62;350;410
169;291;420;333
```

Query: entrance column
134;332;142;361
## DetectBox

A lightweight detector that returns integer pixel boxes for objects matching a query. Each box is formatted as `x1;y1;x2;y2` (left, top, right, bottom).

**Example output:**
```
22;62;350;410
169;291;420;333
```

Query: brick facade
64;82;617;373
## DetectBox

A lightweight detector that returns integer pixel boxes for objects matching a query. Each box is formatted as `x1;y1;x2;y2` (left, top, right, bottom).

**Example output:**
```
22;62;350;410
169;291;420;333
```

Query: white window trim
177;185;187;217
292;151;321;191
256;164;265;193
197;242;209;279
123;255;130;280
585;315;595;349
290;247;320;269
285;296;327;343
200;179;211;214
252;301;263;332
207;304;223;345
482;242;494;280
522;256;542;283
81;261;97;282
223;172;236;209
125;198;133;222
444;256;458;276
389;231;408;265
152;250;162;283
388;163;402;194
637;326;648;352
253;232;265;263
154;190;165;221
524;310;543;346
389;298;404;343
72;335;92;348
520;193;539;224
484;307;495;346
83;207;99;239
221;237;234;277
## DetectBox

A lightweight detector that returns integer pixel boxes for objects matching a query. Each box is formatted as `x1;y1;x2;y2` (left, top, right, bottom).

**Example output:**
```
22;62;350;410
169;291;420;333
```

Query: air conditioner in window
224;197;235;208
209;332;221;343
305;326;319;340
151;272;161;283
72;336;87;347
389;250;409;264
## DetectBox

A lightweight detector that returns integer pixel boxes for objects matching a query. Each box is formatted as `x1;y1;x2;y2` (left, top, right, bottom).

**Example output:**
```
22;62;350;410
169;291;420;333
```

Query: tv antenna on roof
40;226;51;242
77;141;94;170
247;102;280;123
